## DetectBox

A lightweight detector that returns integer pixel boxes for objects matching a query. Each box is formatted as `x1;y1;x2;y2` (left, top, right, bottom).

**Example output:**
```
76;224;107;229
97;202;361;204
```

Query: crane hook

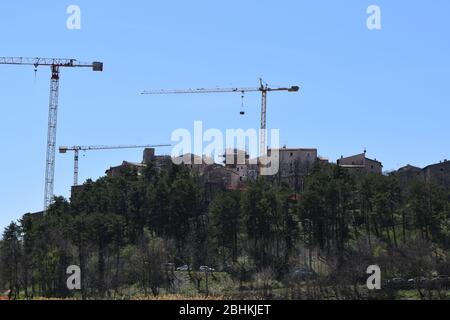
240;91;246;116
33;64;38;82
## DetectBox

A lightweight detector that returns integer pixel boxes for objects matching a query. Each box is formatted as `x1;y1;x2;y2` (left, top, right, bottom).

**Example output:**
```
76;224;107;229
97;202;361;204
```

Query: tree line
1;162;449;299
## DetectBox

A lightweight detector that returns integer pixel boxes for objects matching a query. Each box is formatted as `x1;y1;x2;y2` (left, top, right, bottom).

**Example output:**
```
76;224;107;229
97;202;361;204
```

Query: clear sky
0;0;449;229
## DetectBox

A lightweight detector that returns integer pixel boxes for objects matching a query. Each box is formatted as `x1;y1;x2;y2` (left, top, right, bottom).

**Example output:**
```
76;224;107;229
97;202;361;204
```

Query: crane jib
0;57;103;71
141;81;301;170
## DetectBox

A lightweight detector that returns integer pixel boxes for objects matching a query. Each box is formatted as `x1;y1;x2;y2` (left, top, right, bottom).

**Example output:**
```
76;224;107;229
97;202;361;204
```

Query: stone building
172;153;218;176
391;164;422;188
142;148;172;169
102;146;331;195
105;148;257;192
106;161;147;177
222;149;258;187
391;160;450;190
422;160;450;189
267;147;318;190
106;148;172;177
337;152;383;175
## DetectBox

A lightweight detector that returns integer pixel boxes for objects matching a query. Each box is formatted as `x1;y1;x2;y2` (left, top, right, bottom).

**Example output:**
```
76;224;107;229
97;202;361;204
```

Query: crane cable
34;64;38;83
240;91;245;115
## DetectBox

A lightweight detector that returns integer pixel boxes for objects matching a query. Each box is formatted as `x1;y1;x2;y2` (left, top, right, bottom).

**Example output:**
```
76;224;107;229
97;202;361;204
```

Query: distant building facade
392;164;422;188
268;147;318;190
222;149;258;188
422;160;450;189
106;148;173;177
106;161;147;177
337;152;383;175
391;160;450;190
105;148;258;193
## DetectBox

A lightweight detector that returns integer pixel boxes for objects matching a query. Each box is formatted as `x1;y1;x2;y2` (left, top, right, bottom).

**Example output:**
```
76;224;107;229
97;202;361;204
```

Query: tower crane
142;79;300;159
0;57;103;211
59;144;171;186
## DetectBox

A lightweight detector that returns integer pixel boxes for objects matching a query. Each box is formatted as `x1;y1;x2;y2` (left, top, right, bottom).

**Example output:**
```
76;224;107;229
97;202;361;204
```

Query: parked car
432;275;450;288
439;275;450;285
293;268;316;281
387;277;408;289
176;265;190;271
407;278;416;288
402;276;430;289
412;276;429;289
199;266;216;272
163;263;175;270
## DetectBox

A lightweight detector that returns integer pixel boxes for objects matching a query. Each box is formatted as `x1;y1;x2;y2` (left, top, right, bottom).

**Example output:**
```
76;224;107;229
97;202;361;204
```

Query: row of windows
289;152;312;158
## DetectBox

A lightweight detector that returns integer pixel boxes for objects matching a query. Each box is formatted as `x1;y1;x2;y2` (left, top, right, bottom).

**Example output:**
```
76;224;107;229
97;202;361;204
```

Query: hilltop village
77;147;450;200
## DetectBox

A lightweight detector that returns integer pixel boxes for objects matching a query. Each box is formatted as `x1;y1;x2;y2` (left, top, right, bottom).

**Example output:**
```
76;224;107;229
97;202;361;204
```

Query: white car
200;266;215;272
176;265;190;271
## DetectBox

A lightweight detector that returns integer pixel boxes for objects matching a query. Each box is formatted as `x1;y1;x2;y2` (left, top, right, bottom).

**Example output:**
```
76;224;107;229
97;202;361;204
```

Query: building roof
106;161;147;174
423;160;450;171
269;147;317;152
365;157;383;166
339;153;383;166
123;161;146;167
397;164;422;172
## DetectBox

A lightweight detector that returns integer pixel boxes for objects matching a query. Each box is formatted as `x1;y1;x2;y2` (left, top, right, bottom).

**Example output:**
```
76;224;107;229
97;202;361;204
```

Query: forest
1;162;449;300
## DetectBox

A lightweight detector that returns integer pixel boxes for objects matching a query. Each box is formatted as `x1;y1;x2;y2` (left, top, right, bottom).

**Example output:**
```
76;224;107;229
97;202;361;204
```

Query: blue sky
0;0;449;229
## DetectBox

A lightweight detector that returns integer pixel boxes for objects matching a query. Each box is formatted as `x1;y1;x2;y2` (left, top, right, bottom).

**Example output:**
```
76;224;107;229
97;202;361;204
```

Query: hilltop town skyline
1;1;449;230
1;1;449;305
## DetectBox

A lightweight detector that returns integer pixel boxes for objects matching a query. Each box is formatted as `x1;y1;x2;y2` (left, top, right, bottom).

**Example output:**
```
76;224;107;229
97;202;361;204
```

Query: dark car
432;275;450;289
407;278;416;288
293;268;316;281
387;277;408;289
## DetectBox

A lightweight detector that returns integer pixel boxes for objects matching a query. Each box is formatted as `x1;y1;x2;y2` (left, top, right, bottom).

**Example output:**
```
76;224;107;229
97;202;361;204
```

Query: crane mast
59;144;171;186
142;79;300;160
260;85;268;158
44;65;60;210
1;57;103;212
